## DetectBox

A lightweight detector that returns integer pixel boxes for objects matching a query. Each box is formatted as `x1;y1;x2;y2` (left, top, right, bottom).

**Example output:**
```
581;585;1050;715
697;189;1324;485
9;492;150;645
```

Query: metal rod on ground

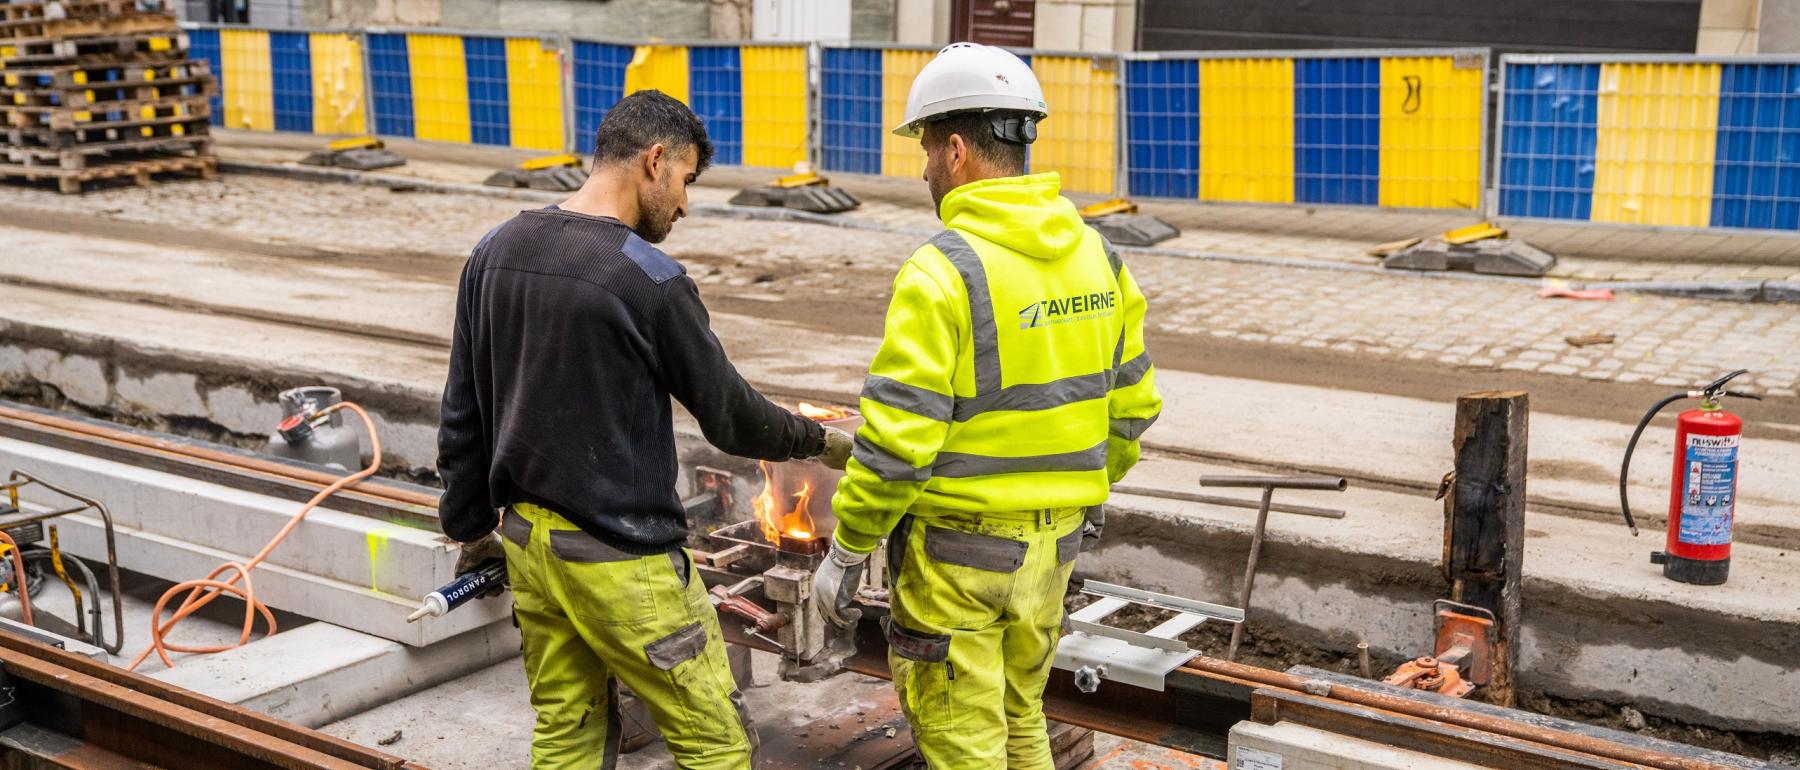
1228;485;1274;662
1198;474;1349;662
1197;475;1347;491
1357;641;1372;679
1111;484;1346;519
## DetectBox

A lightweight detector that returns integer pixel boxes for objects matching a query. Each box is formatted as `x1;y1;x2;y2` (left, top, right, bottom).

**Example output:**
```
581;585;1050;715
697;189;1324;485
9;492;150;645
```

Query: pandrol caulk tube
407;559;508;622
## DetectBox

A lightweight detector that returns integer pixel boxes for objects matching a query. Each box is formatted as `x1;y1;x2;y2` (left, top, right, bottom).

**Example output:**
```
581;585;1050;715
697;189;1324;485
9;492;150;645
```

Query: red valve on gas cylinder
1618;369;1760;585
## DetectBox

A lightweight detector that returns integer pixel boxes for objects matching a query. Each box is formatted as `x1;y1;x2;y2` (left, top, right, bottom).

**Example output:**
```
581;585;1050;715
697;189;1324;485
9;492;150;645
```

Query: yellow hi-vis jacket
830;172;1163;554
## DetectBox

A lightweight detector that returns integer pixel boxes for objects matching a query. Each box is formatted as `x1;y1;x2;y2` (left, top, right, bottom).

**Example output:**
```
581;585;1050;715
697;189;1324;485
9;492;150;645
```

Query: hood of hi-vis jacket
939;172;1086;262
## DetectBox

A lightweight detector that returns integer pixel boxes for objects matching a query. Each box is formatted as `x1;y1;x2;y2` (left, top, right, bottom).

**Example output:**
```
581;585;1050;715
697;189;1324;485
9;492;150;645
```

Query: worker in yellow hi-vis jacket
813;43;1163;770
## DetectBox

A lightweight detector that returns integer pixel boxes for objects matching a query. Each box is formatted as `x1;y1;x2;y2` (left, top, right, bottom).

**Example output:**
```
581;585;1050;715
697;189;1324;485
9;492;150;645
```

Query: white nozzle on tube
407;592;449;623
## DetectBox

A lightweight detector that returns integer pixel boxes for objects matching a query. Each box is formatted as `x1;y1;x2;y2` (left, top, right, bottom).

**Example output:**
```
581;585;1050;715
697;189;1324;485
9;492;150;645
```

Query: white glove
819;427;853;470
810;536;869;629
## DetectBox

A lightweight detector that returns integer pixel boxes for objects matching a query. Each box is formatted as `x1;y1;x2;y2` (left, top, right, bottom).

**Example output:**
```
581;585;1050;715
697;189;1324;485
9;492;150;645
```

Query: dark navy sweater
437;207;824;554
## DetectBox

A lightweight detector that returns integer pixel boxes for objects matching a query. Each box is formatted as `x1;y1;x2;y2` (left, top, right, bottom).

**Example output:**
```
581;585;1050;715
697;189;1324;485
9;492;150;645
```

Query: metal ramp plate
1052;581;1242;692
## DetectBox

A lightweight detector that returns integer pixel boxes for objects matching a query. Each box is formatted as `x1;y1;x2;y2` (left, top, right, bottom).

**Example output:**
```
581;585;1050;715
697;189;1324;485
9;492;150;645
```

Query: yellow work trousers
500;503;755;770
885;506;1084;769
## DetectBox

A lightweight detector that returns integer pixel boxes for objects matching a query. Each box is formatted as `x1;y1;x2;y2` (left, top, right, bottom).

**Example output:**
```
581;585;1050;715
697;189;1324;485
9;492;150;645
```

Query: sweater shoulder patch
622;232;685;285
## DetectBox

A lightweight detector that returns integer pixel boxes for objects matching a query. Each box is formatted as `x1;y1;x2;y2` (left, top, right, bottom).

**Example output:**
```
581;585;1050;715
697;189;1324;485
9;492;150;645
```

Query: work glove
810;536;868;629
819;427;853;470
1080;504;1105;553
454;531;508;598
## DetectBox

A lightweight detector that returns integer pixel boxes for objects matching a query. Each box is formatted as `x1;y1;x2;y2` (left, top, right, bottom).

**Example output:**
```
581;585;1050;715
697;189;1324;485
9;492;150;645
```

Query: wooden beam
1444;391;1528;707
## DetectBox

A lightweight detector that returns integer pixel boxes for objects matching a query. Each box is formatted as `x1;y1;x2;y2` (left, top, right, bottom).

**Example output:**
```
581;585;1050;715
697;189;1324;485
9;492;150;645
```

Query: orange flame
751;460;817;543
797;402;853;421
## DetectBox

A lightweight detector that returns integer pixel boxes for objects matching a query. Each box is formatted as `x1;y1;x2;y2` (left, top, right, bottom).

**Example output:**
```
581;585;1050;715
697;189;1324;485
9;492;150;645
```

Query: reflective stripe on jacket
831;172;1163;554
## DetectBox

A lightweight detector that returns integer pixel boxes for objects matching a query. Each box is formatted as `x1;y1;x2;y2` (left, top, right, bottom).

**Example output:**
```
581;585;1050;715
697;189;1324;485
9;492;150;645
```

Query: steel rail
0;631;420;770
703;562;1746;770
0;404;440;522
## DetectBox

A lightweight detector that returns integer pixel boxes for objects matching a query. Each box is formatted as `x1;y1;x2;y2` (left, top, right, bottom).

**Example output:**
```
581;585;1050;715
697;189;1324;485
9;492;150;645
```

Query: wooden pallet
3;74;213;109
6;111;209;149
2;58;208;90
0;1;136;23
0;29;185;67
6;92;212;131
3;132;210;169
0;150;214;193
0;11;177;40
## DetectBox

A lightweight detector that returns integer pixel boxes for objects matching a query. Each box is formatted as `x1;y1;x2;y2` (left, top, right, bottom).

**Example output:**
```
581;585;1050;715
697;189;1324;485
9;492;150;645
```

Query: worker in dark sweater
436;90;852;769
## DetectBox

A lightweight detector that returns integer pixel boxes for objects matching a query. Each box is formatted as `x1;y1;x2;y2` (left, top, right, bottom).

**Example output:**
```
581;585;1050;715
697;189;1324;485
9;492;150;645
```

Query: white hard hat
892;43;1047;139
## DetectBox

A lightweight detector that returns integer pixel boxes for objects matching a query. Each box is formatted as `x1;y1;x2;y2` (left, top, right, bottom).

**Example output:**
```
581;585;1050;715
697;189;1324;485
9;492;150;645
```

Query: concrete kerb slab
150;620;521;729
213;160;1799;304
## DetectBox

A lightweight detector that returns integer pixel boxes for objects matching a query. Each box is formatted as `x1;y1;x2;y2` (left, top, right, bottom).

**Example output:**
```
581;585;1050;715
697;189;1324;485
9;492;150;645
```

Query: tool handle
709;585;787;634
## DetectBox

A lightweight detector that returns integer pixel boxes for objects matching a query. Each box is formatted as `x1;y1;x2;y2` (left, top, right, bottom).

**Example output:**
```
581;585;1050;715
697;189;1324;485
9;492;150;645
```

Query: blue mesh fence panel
1497;62;1600;220
1125;59;1199;199
267;31;312;132
1294;57;1380;205
1712;63;1800;231
820;47;881;175
463;36;510;146
571;41;632;156
188;28;225;127
690;47;744;167
366;33;414;138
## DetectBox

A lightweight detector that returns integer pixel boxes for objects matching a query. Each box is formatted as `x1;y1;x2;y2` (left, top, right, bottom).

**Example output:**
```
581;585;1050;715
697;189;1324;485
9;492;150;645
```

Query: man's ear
947;133;968;176
643;142;666;180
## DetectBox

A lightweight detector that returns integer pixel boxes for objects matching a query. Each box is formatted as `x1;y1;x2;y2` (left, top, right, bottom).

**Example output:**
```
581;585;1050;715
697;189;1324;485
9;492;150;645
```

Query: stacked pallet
0;0;217;193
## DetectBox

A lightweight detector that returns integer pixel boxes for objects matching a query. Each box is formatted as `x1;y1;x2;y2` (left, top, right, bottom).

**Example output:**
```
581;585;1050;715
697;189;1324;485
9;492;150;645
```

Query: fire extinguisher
1618;369;1760;585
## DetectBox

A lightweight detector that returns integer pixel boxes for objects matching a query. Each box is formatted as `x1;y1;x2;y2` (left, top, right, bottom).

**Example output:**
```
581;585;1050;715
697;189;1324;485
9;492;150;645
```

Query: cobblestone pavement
2;173;1796;399
210;134;1800;283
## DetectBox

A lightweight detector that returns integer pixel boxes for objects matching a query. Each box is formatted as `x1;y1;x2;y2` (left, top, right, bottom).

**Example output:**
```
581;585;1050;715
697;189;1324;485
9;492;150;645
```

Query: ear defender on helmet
990;113;1037;145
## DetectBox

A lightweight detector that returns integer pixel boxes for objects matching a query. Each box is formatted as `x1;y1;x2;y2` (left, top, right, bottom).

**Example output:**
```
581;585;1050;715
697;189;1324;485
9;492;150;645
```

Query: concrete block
38;353;109;408
204;384;282;436
1697;27;1757;54
151;620;520;728
1079;5;1117;52
1230;720;1482;768
1034;3;1083;50
114;371;207;419
1700;0;1759;30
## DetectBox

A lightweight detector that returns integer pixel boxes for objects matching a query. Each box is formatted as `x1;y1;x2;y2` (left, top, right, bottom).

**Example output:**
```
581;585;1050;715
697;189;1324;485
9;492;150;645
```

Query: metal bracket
1052;581;1243;692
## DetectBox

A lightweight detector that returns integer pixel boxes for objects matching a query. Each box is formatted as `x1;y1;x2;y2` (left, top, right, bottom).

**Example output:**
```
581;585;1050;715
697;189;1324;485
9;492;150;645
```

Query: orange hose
0;530;32;626
127;402;380;671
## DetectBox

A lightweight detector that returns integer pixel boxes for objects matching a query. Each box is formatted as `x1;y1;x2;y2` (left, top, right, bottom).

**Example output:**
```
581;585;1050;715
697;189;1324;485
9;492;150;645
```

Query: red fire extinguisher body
1661;406;1741;585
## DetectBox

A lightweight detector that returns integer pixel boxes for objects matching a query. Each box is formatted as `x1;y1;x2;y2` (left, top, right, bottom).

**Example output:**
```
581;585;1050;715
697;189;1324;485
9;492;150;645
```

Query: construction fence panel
361;30;565;152
818;44;1121;195
568;40;808;170
1497;54;1800;233
1123;49;1487;210
186;25;366;135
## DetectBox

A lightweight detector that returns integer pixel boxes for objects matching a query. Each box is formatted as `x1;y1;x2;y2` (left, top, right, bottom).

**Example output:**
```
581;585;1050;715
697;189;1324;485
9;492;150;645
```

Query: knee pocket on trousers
894;654;954;732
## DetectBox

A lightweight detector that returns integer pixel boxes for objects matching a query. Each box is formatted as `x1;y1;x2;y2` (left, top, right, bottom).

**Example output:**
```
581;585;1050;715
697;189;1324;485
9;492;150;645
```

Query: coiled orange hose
127;402;380;671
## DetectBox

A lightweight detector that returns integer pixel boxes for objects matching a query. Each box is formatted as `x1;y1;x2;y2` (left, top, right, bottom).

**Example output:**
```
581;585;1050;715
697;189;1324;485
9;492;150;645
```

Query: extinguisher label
1679;433;1739;546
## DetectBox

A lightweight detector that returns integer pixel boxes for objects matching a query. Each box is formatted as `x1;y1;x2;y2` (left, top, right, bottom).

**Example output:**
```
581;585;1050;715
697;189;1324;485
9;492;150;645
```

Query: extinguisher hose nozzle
1620;392;1691;537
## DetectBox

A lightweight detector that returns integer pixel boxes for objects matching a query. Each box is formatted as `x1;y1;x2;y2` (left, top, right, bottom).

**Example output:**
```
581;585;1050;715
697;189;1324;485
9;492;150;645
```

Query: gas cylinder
265;386;364;471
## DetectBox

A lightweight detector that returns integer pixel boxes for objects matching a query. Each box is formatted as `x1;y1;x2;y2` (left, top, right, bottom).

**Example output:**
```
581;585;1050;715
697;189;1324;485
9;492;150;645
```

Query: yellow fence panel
219;28;274;131
1378;56;1482;209
1033;55;1117;195
626;45;690;104
742;46;808;169
1199;58;1294;203
881;48;933;179
505;37;565;151
308;32;365;135
407;33;471;144
1591;62;1721;227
